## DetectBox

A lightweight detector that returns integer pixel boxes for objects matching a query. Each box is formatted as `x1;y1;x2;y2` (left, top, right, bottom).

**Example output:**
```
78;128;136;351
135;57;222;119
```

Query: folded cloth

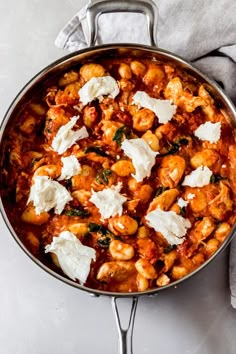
55;0;236;307
230;239;236;309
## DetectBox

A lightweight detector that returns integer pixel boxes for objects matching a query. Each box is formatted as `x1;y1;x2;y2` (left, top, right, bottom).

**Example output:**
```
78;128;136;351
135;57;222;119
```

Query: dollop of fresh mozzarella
79;76;120;106
145;209;191;245
194;122;221;143
133;91;177;124
58;155;81;181
27;176;72;215
182;166;212;187
121;138;158;182
89;183;127;219
45;231;96;284
52;116;89;154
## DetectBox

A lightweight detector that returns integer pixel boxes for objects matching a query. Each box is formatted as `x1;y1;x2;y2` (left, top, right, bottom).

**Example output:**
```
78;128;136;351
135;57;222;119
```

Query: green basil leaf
95;169;112;185
177;138;189;146
210;174;225;184
65;178;72;188
97;236;111;248
155;186;169;197
88;223;111;235
164;245;176;254
159;138;189;157
64;208;91;218
179;206;186;216
112;125;131;146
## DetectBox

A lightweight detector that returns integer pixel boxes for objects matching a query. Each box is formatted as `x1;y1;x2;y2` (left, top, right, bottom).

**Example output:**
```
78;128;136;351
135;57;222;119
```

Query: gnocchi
1;55;235;295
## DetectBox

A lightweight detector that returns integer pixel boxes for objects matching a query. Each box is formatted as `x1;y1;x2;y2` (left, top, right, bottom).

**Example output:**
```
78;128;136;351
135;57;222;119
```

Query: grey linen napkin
55;0;236;307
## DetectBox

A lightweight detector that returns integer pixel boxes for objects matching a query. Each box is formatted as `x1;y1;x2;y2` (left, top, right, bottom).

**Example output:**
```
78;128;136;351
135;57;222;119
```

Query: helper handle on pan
112;297;138;354
86;0;158;47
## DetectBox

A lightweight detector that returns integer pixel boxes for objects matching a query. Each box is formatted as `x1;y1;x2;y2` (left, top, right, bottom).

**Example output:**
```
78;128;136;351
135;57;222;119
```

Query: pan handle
111;296;138;354
86;0;158;47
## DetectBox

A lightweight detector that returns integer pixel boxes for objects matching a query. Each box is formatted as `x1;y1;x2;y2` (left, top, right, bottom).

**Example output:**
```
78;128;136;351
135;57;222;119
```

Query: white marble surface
0;1;235;354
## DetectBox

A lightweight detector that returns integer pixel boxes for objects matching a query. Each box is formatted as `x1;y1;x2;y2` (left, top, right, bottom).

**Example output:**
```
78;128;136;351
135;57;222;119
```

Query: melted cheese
27;176;72;215
79;76;120;106
145;209;191;245
52;116;89;154
182;166;212;187
194;122;221;143
89;183;127;219
121;138;158;182
58;155;81;181
132;91;177;124
45;231;96;284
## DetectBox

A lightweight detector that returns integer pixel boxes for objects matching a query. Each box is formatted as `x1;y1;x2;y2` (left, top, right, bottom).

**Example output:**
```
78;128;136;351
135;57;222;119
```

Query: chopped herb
84;146;110;157
210;174;225;184
65;178;72;188
159;138;189;157
88;222;111;235
177;138;189;146
159;142;179;157
195;217;203;221
64;207;91;218
155;186;169;197
45;128;52;133
97;236;111;248
88;223;115;247
164;245;176;254
112;125;131;146
179;207;186;216
96;169;112;185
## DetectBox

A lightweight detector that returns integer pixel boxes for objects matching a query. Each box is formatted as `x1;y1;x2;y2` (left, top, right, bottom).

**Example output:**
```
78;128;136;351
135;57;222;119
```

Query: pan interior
0;44;236;297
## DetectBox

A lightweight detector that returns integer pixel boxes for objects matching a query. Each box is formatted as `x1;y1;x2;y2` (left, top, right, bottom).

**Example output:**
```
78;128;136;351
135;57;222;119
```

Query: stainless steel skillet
0;1;236;353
